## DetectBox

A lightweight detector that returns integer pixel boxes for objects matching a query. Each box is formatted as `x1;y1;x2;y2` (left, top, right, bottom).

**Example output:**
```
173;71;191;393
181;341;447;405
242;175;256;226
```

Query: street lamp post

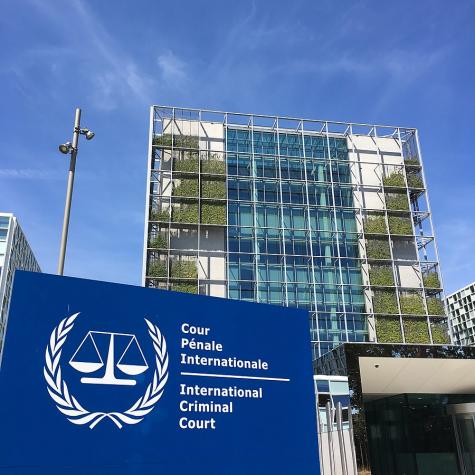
57;107;95;275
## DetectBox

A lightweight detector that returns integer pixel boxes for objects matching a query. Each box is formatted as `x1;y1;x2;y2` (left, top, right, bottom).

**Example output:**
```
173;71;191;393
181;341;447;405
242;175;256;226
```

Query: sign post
0;271;320;474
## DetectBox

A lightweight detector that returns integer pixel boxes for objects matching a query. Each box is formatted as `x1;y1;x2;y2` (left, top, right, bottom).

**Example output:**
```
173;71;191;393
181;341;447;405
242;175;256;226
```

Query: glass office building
0;213;41;359
446;282;475;346
143;106;450;359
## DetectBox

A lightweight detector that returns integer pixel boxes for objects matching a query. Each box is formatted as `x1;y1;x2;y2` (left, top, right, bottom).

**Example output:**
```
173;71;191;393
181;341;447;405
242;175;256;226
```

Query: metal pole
57;108;81;275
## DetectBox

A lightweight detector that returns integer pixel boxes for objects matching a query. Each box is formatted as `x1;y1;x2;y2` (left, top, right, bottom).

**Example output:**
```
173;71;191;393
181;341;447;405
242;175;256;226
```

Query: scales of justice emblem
43;313;169;429
69;331;148;386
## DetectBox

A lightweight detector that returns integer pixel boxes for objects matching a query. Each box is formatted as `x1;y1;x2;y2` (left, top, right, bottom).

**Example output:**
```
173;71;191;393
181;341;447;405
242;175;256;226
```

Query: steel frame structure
142;106;451;357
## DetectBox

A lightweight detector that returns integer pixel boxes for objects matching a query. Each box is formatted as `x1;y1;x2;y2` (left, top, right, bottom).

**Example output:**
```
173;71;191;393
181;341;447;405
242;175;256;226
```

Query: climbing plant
404;318;430;344
202;180;226;199
172;203;199;224
148;261;167;278
426;297;445;316
364;216;387;234
423;272;441;289
376;316;402;343
388;215;412;235
171;261;197;279
202;203;226;225
383;172;405;188
369;266;394;286
366;238;391;260
385;193;409;211
399;293;425;315
373;290;398;314
173;179;199;197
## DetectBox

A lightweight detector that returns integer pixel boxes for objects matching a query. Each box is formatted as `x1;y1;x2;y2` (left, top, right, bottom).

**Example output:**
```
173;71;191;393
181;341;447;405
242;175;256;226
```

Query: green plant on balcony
431;320;451;344
369;266;394;286
364;216;387;234
404;318;430;344
366;238;391;260
407;174;424;189
174;135;199;149
152;134;199;149
385;193;409;211
150;209;169;222
148;261;167;278
148;234;167;249
202;180;226;199
172;282;198;294
400;293;425;315
201;203;226;225
152;134;173;147
426;297;445;316
202;159;226;174
404;157;420;166
172;203;199;224
174;156;199;173
423;272;441;289
383;172;405;188
376;316;402;343
171;261;197;279
173;179;199;197
388;215;412;235
373;290;398;314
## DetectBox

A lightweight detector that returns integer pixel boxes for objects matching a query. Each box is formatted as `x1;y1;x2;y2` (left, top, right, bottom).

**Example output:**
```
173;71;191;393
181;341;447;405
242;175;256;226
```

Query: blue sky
0;0;474;293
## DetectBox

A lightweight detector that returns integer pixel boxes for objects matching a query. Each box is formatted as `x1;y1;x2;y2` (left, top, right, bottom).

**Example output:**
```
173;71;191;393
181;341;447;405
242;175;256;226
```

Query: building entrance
364;394;474;475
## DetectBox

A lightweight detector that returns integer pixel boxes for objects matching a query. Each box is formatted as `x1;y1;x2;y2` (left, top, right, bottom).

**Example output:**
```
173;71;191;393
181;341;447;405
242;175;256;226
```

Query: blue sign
0;271;319;474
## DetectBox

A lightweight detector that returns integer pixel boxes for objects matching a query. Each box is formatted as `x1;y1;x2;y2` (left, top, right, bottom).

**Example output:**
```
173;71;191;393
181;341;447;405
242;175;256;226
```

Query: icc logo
43;313;169;429
70;331;148;386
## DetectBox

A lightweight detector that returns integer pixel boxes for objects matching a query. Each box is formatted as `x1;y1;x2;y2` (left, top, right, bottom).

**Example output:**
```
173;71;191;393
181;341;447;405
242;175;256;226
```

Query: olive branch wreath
43;312;169;429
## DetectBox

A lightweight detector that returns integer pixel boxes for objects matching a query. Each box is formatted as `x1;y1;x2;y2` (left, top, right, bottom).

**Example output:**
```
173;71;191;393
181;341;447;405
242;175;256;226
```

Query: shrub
152;134;199;149
202;203;226;225
383;172;405;188
427;297;445;316
400;294;425;315
407;174;424;189
385;193;409;211
366;238;391;260
148;234;167;249
388;215;412;235
373;290;398;314
202;180;226;199
172;282;198;294
431;321;451;344
150;209;169;221
423;272;441;289
153;134;173;147
202;160;226;174
172;204;199;224
369;266;394;286
148;261;167;277
173;179;199;197
404;318;430;344
376;316;402;343
405;158;420;166
171;261;197;279
364;216;387;234
174;135;199;149
174;156;199;173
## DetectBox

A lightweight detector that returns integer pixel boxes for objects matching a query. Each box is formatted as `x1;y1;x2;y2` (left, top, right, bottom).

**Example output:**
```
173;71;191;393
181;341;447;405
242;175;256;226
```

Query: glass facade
0;213;41;359
144;107;450;360
226;129;367;356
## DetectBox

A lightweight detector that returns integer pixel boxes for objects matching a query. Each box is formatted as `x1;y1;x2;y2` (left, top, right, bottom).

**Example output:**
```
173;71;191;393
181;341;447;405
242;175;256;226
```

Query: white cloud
157;50;188;86
0;168;63;180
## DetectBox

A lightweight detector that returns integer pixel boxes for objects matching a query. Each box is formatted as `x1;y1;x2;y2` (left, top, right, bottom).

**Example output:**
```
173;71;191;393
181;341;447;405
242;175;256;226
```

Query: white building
446;282;475;345
0;213;41;357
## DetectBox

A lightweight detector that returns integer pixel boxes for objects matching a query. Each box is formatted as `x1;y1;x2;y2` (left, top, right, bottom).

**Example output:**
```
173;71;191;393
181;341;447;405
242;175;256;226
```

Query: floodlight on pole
57;108;95;276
